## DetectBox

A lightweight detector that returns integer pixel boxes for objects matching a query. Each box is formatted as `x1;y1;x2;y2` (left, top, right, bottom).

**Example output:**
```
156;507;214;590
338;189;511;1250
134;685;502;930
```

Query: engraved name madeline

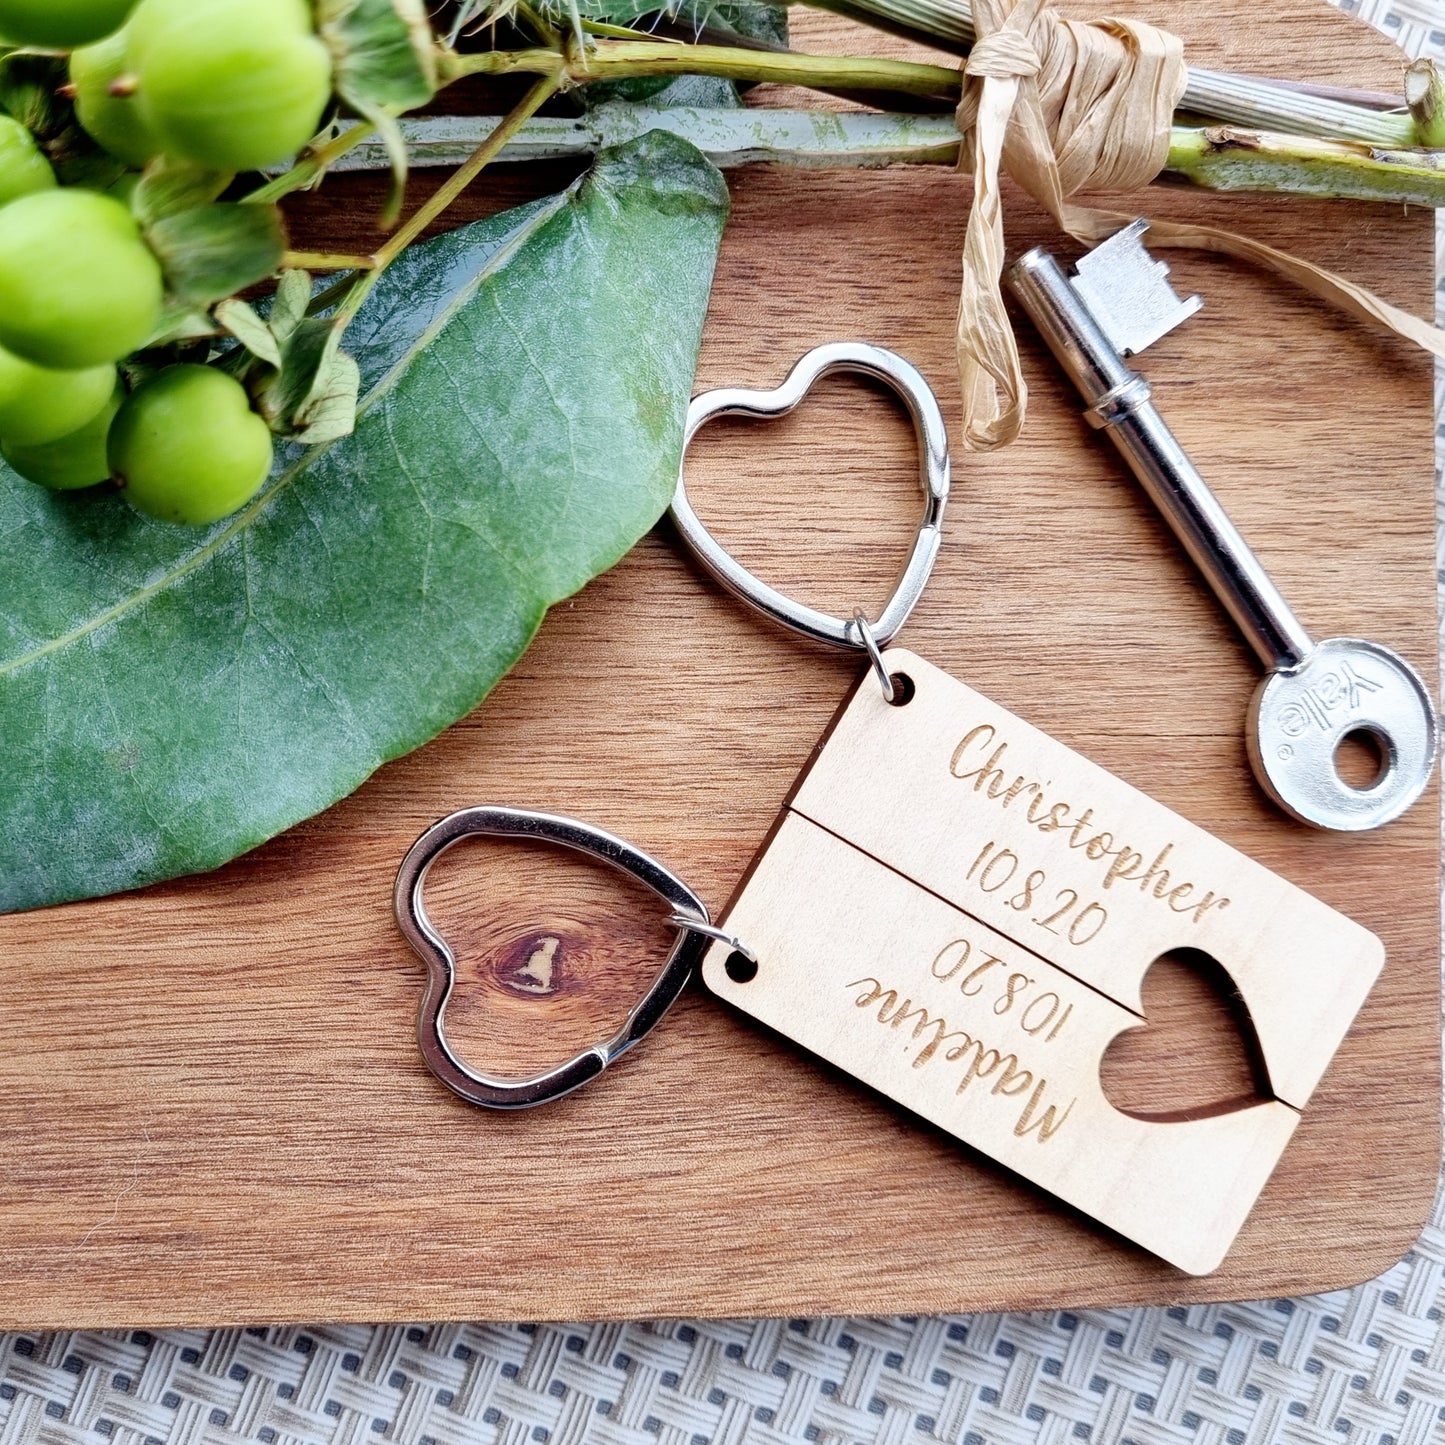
845;969;1076;1143
950;724;1231;927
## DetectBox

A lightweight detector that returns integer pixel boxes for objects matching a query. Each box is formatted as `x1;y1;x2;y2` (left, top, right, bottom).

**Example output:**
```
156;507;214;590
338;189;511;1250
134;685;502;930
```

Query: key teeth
1070;218;1203;358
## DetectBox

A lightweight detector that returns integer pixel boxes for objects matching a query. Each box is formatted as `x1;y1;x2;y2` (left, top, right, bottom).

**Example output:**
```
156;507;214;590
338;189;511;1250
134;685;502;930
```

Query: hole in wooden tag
725;950;758;983
418;834;679;1080
887;670;916;706
1100;948;1272;1122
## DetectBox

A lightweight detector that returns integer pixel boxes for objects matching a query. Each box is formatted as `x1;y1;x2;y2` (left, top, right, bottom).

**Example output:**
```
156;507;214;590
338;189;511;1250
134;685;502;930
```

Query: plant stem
334;106;962;168
246;27;1445;220
789;0;1420;147
306;273;362;316
514;0;563;48
1183;66;1416;148
435;44;567;82
252;25;1434;219
335;72;564;325
318;105;1445;207
251;37;959;215
284;250;379;271
246;121;380;205
440;37;960;101
1406;59;1445;148
1166;125;1445;204
579;16;686;41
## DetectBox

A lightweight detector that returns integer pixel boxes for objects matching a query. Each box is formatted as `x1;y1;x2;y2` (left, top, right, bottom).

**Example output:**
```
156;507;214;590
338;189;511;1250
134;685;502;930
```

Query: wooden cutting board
0;0;1437;1329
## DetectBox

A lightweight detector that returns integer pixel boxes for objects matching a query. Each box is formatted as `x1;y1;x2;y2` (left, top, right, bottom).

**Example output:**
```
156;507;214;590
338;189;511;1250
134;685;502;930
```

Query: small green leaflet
319;0;437;110
217;271;361;444
319;0;440;224
0;132;729;913
146;202;288;306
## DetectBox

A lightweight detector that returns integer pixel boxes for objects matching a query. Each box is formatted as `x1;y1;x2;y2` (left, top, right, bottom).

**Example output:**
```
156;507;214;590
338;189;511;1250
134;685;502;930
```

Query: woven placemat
3;4;1444;1442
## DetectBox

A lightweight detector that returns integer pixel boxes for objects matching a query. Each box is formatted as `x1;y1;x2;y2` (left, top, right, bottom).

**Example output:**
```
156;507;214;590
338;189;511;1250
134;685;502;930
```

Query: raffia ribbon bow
956;0;1445;451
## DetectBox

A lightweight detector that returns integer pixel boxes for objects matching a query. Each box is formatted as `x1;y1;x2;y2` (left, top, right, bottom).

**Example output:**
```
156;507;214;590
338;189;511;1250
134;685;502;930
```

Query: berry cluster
0;0;335;525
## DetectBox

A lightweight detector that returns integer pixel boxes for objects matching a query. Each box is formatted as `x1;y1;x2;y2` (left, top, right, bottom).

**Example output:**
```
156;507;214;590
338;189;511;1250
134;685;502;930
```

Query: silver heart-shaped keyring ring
670;341;951;652
394;807;730;1108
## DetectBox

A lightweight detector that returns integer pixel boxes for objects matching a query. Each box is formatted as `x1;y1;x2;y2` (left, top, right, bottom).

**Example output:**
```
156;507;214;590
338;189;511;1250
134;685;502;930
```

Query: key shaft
1009;248;1316;673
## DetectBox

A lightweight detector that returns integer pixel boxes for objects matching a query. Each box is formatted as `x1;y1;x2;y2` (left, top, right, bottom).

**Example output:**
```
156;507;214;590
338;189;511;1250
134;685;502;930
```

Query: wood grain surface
0;0;1438;1329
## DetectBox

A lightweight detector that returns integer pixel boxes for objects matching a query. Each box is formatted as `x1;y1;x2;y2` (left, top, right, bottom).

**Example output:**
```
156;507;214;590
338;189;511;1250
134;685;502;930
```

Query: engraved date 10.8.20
965;838;1109;947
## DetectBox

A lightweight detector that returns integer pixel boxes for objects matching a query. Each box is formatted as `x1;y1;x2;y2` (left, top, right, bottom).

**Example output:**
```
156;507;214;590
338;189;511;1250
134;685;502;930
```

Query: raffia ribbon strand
956;0;1445;452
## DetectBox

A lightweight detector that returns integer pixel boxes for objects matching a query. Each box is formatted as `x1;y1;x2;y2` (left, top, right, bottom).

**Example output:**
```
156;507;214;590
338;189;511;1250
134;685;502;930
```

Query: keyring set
394;236;1420;1276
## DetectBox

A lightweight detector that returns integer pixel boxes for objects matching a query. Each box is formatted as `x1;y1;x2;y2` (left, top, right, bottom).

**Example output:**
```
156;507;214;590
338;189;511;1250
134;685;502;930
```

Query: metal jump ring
667;913;758;965
848;609;896;703
394;807;719;1109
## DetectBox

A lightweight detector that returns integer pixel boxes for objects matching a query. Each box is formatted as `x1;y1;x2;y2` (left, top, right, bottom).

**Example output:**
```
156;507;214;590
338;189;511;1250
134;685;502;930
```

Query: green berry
0;115;54;208
0;344;113;446
70;27;161;168
0;188;162;368
0;0;138;49
129;0;332;173
3;381;120;490
110;365;273;525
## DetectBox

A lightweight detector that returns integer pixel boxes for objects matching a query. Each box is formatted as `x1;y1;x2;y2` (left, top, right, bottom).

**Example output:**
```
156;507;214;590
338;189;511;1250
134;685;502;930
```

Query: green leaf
146;202;288;306
0;130;728;912
256;315;361;443
269;268;315;345
132;159;233;227
139;299;219;347
214;297;283;369
0;55;127;187
289;350;360;443
48;135;127;191
0;52;67;138
319;0;437;110
319;0;439;220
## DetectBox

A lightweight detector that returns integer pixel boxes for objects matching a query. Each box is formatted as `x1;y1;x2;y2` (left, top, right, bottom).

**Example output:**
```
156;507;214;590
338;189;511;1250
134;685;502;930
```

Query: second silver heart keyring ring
670;340;949;698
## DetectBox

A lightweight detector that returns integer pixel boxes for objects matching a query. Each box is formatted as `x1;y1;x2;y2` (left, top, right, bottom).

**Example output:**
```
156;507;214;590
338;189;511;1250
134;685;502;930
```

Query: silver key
1008;220;1438;832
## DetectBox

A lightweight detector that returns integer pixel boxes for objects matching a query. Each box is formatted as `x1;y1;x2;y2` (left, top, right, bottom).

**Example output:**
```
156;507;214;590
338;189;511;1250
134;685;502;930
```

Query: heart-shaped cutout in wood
671;342;951;650
1100;948;1272;1122
394;807;714;1109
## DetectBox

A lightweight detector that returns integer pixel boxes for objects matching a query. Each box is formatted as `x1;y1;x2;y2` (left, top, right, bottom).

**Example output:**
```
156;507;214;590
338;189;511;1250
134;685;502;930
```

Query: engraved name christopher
948;724;1231;945
845;935;1078;1144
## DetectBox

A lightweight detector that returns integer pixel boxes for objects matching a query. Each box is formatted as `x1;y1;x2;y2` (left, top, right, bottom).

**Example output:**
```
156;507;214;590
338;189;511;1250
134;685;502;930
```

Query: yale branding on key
702;651;1383;1275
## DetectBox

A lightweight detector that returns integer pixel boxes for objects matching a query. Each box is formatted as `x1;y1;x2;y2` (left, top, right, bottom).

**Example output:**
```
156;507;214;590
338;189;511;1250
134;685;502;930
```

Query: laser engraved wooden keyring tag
675;345;1384;1276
